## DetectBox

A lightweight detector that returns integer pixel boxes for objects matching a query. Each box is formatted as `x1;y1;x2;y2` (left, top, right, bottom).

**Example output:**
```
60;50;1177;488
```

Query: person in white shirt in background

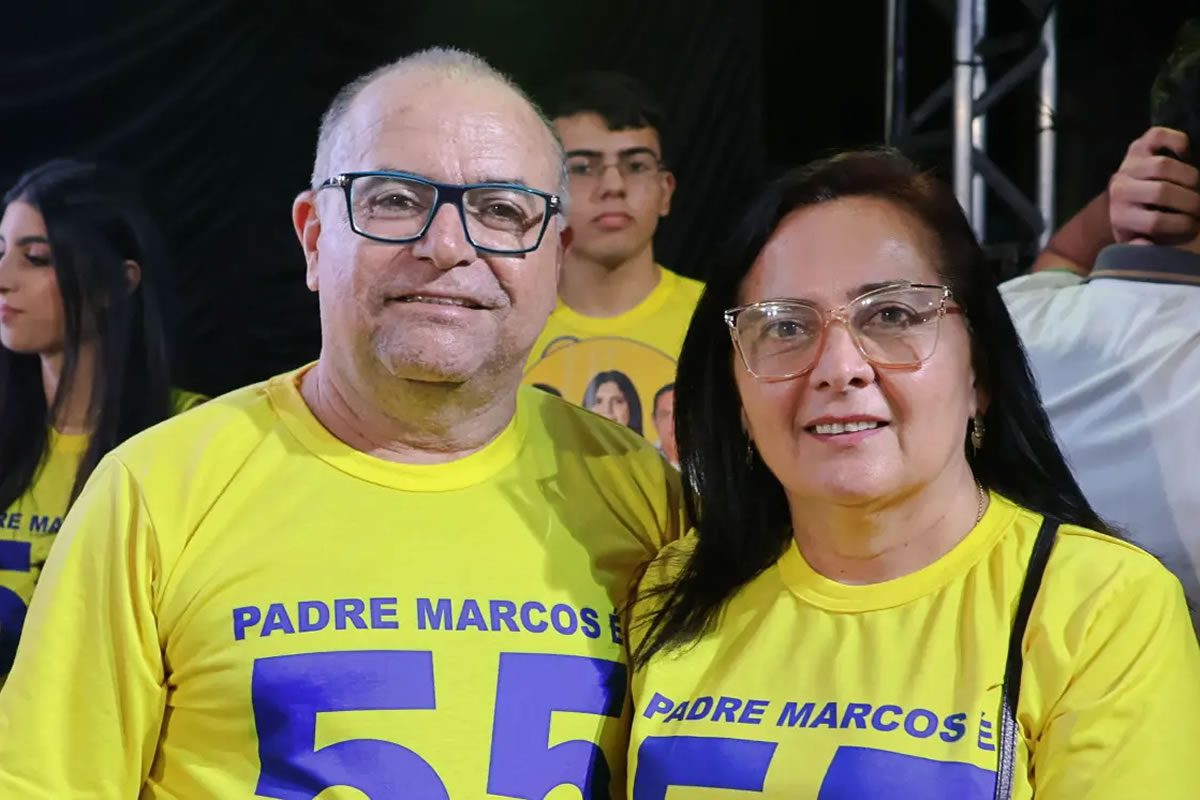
1004;22;1200;632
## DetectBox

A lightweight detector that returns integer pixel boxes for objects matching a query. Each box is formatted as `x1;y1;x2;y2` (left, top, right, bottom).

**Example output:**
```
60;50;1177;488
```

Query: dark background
1;0;1194;396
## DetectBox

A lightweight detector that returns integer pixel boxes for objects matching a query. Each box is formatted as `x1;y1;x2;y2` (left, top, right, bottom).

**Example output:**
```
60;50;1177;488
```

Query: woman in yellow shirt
0;160;204;676
628;150;1200;798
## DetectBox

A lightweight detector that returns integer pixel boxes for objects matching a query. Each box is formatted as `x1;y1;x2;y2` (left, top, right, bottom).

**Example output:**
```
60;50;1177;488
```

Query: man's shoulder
111;372;290;479
520;387;683;498
522;385;685;551
999;270;1094;340
661;265;705;303
1000;269;1085;299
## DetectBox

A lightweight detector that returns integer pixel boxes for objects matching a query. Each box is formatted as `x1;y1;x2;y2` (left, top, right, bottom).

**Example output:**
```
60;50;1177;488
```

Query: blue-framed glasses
316;170;562;255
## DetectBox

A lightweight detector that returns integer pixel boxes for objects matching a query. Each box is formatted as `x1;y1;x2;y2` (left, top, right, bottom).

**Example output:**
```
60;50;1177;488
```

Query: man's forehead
335;77;557;181
348;75;544;143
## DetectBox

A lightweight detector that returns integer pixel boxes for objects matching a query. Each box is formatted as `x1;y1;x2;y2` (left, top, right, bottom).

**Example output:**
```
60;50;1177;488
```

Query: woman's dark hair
0;159;174;511
582;369;644;435
633;148;1112;668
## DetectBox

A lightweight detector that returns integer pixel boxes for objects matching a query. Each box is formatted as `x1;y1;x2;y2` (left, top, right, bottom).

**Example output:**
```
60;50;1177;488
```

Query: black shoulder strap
993;515;1059;800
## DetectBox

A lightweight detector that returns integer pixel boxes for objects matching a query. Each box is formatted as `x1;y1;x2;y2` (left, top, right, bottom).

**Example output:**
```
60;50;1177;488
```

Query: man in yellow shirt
0;49;683;798
525;73;703;454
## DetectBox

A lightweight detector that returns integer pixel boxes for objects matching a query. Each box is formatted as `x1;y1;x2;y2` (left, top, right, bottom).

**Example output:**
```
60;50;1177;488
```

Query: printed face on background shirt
586;371;638;430
0;201;66;355
651;386;677;466
526;336;677;444
304;72;565;385
556;113;675;269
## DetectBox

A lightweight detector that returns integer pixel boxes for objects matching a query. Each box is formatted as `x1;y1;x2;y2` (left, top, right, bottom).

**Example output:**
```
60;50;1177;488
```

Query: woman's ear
124;259;142;293
740;406;753;442
972;379;990;419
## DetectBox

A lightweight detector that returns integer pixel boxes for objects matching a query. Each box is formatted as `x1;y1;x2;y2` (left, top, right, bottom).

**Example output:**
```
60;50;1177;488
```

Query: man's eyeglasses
724;282;964;382
316;171;562;255
565;151;664;184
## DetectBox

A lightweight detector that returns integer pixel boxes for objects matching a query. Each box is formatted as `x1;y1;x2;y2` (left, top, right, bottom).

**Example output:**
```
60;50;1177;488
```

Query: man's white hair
311;47;569;217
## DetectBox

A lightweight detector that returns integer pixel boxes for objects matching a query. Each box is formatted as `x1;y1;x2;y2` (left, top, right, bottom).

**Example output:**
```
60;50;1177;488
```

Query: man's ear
555;224;574;286
123;259;142;293
293;189;322;292
658;170;676;218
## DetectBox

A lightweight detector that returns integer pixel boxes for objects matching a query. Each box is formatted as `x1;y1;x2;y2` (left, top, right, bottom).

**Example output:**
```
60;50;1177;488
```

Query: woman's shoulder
1004;499;1200;776
1034;512;1177;591
1048;520;1184;614
999;498;1187;630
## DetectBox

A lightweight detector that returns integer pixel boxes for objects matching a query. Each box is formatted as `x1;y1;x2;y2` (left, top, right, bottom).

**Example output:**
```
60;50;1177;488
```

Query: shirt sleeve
0;456;166;798
169;388;209;415
1032;562;1200;798
999;270;1084;298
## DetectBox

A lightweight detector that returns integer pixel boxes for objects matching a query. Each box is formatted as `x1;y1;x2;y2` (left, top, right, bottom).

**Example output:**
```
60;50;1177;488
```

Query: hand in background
1109;127;1200;246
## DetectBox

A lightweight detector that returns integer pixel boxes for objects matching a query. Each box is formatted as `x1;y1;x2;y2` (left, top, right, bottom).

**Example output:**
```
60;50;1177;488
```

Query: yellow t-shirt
628;493;1200;799
524;266;703;450
0;367;684;799
0;388;206;675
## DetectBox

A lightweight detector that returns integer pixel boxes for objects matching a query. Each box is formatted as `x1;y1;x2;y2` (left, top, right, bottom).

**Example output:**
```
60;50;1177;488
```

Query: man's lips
388;294;488;310
592;212;634;230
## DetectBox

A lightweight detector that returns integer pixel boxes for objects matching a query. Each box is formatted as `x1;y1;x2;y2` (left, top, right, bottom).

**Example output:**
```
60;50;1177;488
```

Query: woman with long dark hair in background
627;150;1200;798
0;160;204;677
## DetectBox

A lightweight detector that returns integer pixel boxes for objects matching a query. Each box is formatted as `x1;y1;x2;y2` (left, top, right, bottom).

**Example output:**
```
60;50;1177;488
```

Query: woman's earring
745;439;755;467
970;414;986;455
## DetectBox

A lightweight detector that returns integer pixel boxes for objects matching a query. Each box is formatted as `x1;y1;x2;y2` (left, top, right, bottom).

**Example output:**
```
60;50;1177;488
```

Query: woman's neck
41;343;97;434
789;464;986;585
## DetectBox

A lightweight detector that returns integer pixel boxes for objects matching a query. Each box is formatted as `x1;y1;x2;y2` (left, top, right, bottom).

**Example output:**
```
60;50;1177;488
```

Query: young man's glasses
316;171;562;255
724;282;964;381
565;150;664;184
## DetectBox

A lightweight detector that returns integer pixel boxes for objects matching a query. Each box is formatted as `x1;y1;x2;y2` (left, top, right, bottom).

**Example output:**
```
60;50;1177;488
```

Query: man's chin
371;347;483;385
574;239;644;269
384;361;479;386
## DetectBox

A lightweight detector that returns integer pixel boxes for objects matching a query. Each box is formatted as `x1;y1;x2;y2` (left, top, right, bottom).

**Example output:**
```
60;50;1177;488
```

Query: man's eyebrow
564;147;660;160
363;168;534;188
475;176;529;187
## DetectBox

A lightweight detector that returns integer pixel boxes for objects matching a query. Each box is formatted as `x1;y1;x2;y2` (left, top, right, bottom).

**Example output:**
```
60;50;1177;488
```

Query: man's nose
409;204;476;270
596;164;627;197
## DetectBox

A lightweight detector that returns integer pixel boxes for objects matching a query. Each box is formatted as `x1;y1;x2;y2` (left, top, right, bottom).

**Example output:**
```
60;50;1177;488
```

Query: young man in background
525;72;702;461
